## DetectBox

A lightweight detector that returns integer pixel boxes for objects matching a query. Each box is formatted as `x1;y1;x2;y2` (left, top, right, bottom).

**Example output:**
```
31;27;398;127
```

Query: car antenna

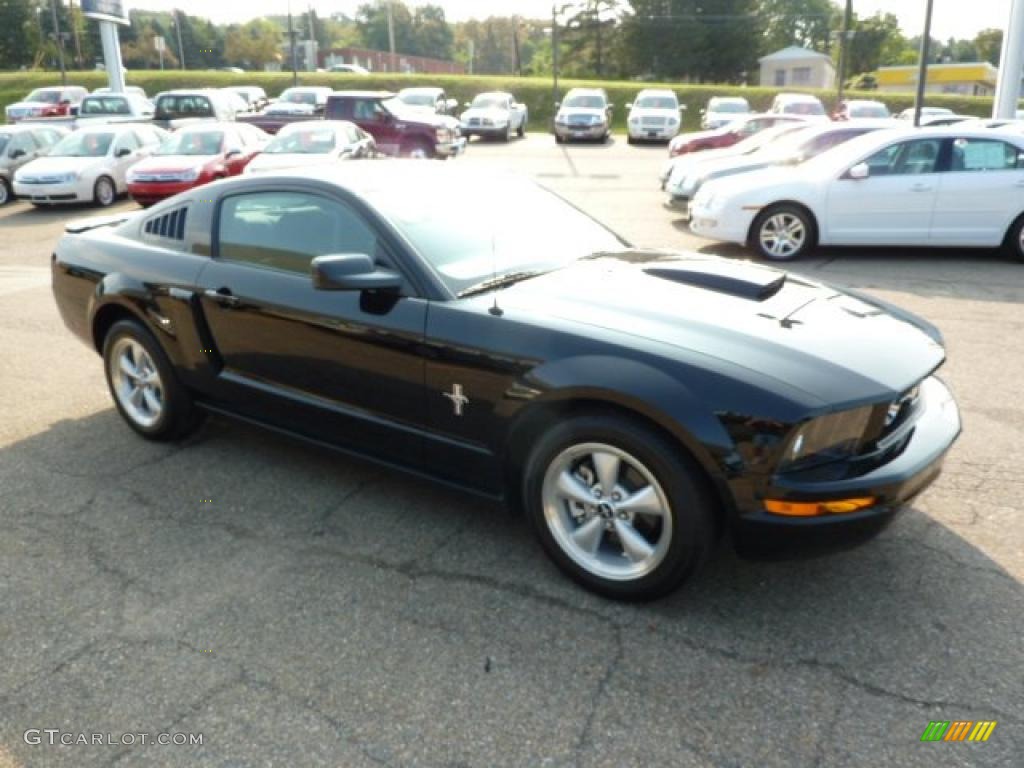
489;225;504;317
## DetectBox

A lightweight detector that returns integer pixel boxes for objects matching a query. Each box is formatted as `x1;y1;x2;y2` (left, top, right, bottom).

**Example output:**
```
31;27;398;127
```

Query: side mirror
115;147;131;157
225;148;242;158
848;162;870;180
9;148;25;159
312;254;402;292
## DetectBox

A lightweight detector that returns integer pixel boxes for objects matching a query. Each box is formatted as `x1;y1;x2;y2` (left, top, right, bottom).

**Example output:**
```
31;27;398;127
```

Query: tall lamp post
49;0;67;85
993;0;1024;118
835;0;854;105
288;0;298;85
912;0;935;127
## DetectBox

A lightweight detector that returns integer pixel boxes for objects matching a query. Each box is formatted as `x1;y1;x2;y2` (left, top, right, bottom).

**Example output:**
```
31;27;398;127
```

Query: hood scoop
644;261;786;301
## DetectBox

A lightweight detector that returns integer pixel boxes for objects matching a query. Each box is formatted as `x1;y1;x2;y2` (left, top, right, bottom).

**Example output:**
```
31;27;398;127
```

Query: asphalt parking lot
1;133;1022;767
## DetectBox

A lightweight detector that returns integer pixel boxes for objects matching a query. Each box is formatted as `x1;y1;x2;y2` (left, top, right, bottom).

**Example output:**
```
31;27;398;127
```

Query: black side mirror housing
225;148;242;158
10;148;25;159
115;147;131;157
312;254;402;292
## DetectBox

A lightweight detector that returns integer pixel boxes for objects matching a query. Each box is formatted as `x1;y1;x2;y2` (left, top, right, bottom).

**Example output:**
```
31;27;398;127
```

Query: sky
125;1;1011;42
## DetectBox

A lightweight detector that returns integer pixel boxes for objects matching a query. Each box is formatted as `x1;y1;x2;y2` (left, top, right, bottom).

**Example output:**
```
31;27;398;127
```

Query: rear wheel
0;178;11;205
102;319;205;441
517;117;526;137
93;175;116;207
523;413;716;600
751;204;815;261
1006;214;1024;262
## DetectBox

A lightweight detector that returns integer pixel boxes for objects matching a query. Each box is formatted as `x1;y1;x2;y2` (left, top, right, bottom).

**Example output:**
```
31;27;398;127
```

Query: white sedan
690;127;1024;262
13;124;167;207
244;120;375;174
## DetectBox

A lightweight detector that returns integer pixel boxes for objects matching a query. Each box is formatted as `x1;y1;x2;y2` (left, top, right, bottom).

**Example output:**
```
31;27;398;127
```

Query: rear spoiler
65;212;135;234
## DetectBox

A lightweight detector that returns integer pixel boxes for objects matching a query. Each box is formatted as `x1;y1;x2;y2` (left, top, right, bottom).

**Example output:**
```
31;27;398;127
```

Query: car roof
474;91;512;99
0;123;61;134
330;90;395;99
75;123;146;135
253;161;520;194
566;87;606;95
278;119;354;134
175;121;237;133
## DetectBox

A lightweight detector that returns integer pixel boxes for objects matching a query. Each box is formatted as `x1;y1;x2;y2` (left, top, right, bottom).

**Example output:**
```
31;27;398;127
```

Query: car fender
88;273;187;365
506;354;738;487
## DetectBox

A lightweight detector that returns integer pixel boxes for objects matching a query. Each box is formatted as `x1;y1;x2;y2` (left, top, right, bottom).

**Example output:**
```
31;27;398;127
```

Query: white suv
626;90;683;143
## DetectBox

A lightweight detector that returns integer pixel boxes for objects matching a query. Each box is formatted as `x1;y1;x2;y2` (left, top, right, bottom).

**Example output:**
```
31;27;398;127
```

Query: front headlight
780;406;874;471
182;168;200;181
436;128;452;143
59;172;78;182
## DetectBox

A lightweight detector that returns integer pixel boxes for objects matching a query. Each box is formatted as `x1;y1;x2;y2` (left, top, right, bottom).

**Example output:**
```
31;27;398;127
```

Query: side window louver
143;208;188;241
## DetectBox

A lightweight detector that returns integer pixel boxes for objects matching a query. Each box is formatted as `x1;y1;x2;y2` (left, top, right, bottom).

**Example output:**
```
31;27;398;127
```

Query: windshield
736;123;807;152
51;131;114;157
783;101;825;116
264;128;337;154
850;104;889;118
157;94;211;116
636;97;677;110
154;131;224;156
399;92;438;106
471;95;507;109
0;135;9;154
710;99;748;113
81;97;131;115
564;94;605;109
26;89;61;104
361;176;627;295
282;90;316;105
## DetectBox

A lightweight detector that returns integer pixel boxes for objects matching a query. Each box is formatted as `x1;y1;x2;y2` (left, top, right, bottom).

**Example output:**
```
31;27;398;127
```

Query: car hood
6;100;53;112
491;253;944;405
267;102;316;115
630;108;677;119
246;153;335;172
130;155;214;173
700;164;815;198
16;156;104;177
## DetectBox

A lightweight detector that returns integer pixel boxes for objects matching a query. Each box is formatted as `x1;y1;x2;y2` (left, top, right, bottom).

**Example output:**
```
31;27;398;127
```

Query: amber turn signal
764;497;876;517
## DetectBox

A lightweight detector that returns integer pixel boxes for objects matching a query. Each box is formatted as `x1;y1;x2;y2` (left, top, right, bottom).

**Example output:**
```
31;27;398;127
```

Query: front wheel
517;117;526;137
0;178;11;205
94;175;116;207
523;413;716;600
1006;214;1024;263
402;142;432;159
102;319;205;441
751;204;815;261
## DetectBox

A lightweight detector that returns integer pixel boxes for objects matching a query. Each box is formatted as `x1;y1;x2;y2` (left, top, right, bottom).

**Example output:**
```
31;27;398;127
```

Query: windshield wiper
457;270;551;298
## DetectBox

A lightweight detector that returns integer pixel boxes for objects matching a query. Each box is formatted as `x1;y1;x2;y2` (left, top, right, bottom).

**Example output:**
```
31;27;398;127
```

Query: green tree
412;5;453;59
355;1;416;54
0;0;34;69
974;28;1002;66
225;19;281;70
842;12;904;76
759;0;838;54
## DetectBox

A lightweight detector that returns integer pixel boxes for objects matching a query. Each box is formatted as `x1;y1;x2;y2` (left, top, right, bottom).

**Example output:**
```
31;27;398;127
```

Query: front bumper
628;125;678;141
14;179;87;204
663;195;691;217
689;200;755;245
733;376;961;558
127;180;198;205
460;123;509;138
436;137;467;158
554;123;608;140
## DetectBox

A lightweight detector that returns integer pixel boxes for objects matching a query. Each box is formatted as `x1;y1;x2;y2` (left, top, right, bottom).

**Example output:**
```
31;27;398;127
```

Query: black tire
0;177;11;206
522;412;716;601
1005;214;1024;262
750;203;816;262
627;135;635;145
517;117;526;137
101;318;206;441
503;123;512;142
93;175;116;207
555;134;564;144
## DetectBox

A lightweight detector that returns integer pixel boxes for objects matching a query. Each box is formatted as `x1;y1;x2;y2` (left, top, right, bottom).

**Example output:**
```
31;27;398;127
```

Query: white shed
759;46;835;90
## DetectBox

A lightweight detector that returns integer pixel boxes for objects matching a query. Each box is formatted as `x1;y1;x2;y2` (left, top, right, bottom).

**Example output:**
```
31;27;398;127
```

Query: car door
110;131;143;189
195;187;429;466
824;137;945;245
352;98;401;156
930;136;1024;246
222;128;254;175
7;132;40;171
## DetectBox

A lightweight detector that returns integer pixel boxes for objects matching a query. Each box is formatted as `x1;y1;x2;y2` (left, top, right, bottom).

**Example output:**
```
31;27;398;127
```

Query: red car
667;114;807;158
126;122;268;206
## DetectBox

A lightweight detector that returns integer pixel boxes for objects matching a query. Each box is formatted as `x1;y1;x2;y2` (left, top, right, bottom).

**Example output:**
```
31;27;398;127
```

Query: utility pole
174;9;186;70
836;0;853;105
552;4;560;107
288;0;298;85
308;5;316;70
912;0;935;127
386;0;396;71
513;22;522;77
993;0;1024;118
69;0;83;69
49;0;67;85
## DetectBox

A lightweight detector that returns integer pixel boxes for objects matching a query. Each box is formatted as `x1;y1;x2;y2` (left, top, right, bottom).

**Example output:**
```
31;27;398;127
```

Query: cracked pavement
1;134;1021;767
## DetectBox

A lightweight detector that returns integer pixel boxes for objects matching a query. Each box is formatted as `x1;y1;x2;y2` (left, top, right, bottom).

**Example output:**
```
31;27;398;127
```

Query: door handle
204;288;240;307
910;183;932;192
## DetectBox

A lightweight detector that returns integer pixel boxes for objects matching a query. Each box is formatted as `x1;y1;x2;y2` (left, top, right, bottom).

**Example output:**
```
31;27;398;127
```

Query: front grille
131;174;182;183
568;115;592;126
641;116;667;127
468;117;480;126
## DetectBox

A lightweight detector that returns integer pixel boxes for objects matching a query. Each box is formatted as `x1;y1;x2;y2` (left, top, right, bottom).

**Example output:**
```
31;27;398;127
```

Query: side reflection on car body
51;165;961;600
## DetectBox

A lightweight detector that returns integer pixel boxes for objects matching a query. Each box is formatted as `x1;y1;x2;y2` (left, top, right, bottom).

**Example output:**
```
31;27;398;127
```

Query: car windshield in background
154;131;224;156
852;105;890;118
282;91;316;105
81;97;130;115
26;89;61;104
636;97;677;109
564;95;605;109
51;132;114;157
360;177;627;295
785;102;825;115
711;100;748;113
264;129;336;154
157;95;211;115
399;92;438;106
471;95;506;109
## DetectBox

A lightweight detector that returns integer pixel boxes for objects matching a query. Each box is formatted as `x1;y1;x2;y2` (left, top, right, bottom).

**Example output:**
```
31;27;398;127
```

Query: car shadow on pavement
0;200;138;228
1;408;1021;765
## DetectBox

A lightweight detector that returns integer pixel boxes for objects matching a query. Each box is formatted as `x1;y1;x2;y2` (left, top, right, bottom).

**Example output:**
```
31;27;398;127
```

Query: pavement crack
573;624;624;767
312;480;371;536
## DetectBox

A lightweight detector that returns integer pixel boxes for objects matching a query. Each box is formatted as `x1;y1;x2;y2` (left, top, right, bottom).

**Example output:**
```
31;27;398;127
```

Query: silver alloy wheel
108;337;164;428
1019;225;1024;257
95;177;115;206
759;212;806;259
541;442;673;581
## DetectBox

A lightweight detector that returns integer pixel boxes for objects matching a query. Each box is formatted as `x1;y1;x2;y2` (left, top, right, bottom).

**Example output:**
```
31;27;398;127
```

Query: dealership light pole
49;0;67;85
835;0;854;104
82;0;128;92
912;0;935;127
174;10;186;70
993;0;1024;118
288;0;298;85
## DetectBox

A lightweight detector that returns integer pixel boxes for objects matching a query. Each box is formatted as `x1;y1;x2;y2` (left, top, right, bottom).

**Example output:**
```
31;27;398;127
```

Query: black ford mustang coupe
51;165;961;599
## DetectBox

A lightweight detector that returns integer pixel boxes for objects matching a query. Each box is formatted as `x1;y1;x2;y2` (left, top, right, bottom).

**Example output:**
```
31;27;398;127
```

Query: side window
949;138;1022;172
218;192;380;275
863;139;942;176
114;131;140;152
10;133;36;153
